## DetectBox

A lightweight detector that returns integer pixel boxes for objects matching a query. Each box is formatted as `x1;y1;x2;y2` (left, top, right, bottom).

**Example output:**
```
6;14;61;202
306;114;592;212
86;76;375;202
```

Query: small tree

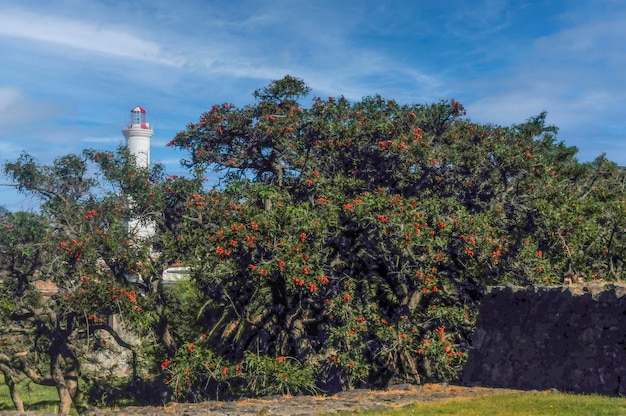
0;149;204;414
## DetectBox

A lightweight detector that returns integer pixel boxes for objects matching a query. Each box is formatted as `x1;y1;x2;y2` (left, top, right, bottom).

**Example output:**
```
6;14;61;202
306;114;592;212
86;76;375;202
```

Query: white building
122;106;188;283
122;106;153;169
122;106;155;240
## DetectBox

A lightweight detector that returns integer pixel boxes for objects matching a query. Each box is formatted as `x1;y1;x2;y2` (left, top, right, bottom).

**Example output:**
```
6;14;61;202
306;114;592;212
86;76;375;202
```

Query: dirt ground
69;383;530;415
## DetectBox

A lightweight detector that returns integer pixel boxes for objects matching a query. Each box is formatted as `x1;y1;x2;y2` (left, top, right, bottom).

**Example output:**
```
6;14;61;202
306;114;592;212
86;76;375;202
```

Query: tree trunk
51;352;73;416
0;364;24;412
57;384;73;416
153;281;176;356
65;357;88;414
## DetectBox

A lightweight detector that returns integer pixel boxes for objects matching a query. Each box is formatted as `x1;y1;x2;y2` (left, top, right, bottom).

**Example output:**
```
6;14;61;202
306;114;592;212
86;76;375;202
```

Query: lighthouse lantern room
122;105;154;169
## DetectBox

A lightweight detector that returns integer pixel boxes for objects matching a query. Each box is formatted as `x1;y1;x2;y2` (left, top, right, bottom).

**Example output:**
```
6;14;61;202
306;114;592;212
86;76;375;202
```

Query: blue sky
1;0;625;211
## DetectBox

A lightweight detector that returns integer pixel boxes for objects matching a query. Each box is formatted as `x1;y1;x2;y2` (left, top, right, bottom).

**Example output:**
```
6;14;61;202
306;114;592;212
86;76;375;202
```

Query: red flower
308;283;317;293
342;294;351;302
317;275;329;284
536;250;543;258
161;359;170;369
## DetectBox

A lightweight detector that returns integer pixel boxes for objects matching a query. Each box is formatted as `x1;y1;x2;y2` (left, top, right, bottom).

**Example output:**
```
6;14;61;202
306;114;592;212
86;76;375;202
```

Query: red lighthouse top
129;106;150;129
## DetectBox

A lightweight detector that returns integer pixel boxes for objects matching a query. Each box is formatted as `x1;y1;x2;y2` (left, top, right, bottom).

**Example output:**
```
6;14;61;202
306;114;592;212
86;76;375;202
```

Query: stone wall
462;282;626;396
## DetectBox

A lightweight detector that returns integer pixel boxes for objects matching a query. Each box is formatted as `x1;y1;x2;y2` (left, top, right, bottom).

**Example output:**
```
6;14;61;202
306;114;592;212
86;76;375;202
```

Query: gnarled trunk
51;352;73;416
0;364;24;412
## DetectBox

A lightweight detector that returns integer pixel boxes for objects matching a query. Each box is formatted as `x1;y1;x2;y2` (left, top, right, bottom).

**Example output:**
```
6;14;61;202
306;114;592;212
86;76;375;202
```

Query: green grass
0;375;76;415
338;391;626;416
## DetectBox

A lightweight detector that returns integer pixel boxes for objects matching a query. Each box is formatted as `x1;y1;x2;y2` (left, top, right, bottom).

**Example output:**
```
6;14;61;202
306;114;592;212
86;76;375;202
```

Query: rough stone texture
462;282;626;396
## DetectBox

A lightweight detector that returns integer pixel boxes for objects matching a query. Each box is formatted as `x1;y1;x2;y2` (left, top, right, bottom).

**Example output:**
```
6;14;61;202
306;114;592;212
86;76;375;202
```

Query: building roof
131;106;146;113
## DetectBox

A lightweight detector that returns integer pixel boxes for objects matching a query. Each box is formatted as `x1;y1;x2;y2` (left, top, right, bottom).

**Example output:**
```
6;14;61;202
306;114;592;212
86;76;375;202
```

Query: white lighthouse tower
122;106;153;168
123;106;154;240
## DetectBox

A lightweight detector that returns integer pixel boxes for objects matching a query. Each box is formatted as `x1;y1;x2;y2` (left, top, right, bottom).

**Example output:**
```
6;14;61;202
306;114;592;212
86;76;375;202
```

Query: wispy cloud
460;3;626;163
0;87;30;128
82;136;125;145
0;9;184;67
443;0;517;40
2;0;626;209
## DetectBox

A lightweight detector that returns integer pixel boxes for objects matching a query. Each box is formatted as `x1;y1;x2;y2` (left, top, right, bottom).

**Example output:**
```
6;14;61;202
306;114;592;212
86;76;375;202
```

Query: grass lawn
339;390;626;416
0;375;72;415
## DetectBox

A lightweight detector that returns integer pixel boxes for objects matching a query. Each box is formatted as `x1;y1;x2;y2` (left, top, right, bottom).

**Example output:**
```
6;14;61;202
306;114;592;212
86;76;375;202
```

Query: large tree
161;76;626;397
2;76;625;411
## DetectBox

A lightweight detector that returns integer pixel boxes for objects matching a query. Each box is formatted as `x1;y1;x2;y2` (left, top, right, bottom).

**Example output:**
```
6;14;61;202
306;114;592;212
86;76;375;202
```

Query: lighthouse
122;106;153;168
123;106;155;240
120;106;188;282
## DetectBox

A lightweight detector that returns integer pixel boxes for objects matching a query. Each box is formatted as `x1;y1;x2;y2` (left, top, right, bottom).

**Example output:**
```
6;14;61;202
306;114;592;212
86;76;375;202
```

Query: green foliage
161;76;626;399
0;148;200;413
2;76;626;408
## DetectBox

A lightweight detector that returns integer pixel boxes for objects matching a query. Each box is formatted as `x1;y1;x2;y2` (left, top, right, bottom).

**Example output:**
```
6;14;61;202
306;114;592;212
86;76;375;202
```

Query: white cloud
82;136;124;145
0;9;185;67
0;87;65;131
463;8;626;140
0;87;27;126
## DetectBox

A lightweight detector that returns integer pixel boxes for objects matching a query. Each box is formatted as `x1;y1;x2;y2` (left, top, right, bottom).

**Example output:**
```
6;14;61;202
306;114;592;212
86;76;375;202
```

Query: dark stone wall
462;283;626;396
